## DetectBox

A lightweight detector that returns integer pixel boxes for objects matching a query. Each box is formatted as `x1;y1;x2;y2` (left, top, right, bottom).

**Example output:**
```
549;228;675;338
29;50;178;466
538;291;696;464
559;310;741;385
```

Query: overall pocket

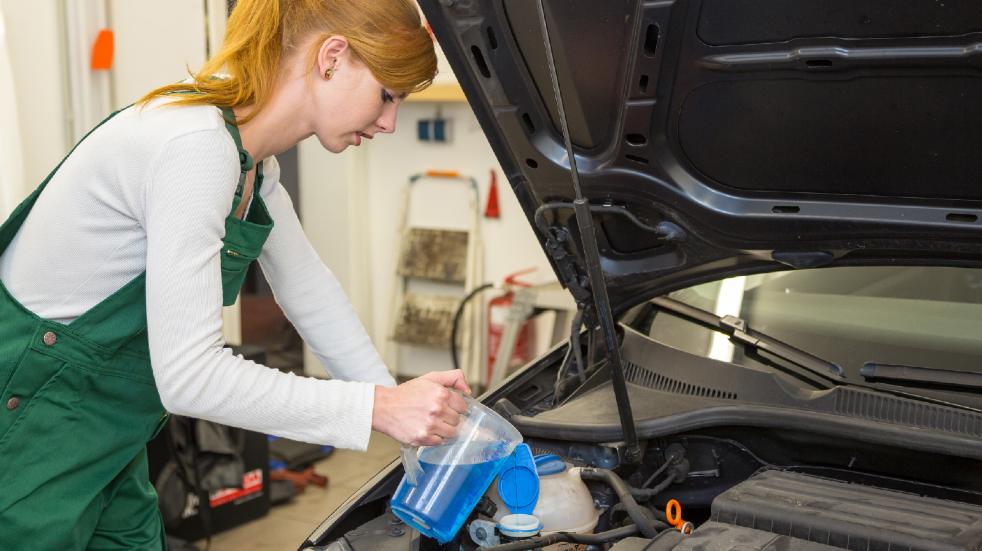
220;247;258;306
0;355;75;453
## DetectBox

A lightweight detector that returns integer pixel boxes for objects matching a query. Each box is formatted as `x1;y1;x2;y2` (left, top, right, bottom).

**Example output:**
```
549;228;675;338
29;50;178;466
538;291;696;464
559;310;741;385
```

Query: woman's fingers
439;404;462;427
447;390;468;414
414;401;463;446
413;420;457;447
371;371;474;447
432;418;460;440
421;369;473;396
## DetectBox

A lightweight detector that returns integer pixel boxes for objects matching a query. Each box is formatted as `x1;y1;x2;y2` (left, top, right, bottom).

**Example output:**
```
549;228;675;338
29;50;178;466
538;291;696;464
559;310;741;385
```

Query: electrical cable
641;460;673;489
641;445;686;489
637;475;675;499
571;308;586;384
449;283;494;373
552;307;585;398
552;343;574;395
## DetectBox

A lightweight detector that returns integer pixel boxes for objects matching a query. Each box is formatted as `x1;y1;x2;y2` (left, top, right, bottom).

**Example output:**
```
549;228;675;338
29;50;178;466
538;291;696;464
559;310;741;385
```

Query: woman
0;0;469;548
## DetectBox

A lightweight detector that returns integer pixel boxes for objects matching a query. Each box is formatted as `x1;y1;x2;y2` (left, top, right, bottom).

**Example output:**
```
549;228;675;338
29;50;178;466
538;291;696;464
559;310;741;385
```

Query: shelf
407;82;467;102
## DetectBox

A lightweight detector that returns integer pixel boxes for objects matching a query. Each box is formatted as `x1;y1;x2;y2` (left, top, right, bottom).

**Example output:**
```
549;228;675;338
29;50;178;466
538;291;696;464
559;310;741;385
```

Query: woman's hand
372;370;472;446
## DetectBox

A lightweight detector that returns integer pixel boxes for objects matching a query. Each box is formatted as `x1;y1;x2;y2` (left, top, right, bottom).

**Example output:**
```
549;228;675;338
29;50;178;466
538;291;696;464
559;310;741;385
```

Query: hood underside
420;0;982;312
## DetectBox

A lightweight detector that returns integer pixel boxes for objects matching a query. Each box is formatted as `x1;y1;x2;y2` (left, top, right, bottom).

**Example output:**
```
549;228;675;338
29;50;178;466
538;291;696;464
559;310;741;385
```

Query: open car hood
419;0;982;313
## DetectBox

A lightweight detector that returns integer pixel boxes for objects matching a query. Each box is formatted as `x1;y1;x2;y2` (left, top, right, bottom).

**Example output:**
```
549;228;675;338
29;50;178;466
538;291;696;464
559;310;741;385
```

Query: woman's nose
376;104;399;134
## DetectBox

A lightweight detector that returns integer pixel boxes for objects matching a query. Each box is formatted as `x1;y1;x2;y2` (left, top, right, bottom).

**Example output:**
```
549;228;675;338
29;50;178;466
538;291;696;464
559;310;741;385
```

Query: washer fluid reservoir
489;454;600;535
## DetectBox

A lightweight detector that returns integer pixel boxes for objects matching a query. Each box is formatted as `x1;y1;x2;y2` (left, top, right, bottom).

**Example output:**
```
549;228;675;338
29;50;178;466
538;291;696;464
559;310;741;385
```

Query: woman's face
308;41;405;154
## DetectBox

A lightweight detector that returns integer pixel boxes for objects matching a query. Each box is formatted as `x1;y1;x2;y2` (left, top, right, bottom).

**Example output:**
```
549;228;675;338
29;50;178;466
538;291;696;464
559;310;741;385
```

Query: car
300;1;982;549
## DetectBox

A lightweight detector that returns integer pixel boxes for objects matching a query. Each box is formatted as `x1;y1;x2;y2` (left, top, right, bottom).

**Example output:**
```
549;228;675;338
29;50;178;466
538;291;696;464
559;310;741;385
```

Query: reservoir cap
498;514;542;539
497;443;539;514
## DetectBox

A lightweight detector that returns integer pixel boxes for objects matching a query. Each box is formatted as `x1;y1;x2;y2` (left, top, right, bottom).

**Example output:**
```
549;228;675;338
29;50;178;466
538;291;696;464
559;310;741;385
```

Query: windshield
628;266;982;380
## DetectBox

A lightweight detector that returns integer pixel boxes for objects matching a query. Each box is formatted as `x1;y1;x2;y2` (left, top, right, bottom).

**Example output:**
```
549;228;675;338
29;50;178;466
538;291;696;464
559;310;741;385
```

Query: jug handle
401;444;423;486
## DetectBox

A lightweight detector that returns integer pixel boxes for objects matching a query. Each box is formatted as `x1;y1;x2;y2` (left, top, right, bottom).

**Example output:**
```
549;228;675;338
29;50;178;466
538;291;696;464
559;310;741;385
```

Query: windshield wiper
650;296;846;381
862;362;982;391
648;297;981;412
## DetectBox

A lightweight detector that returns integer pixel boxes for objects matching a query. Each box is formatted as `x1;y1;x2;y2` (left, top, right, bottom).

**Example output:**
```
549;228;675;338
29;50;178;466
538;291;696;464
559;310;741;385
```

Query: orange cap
91;29;114;71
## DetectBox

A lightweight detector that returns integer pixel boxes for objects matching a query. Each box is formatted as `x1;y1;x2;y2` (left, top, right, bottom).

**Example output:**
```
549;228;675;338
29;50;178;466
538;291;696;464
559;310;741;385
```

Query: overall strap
219;106;254;197
72;105;255;344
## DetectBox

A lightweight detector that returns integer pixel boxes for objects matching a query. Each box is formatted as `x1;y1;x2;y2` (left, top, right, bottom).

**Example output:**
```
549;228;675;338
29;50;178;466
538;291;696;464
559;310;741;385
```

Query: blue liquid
391;457;507;543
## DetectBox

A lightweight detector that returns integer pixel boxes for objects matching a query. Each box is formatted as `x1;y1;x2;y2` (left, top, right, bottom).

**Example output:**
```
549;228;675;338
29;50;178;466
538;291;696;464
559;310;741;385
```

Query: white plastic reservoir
488;456;600;535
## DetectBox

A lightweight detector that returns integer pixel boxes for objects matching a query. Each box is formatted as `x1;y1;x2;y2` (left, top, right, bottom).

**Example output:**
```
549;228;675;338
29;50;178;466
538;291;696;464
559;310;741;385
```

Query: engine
324;436;982;551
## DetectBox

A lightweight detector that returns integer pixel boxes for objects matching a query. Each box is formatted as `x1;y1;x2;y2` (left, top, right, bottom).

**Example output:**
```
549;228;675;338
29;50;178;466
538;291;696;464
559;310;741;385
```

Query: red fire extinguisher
486;268;537;383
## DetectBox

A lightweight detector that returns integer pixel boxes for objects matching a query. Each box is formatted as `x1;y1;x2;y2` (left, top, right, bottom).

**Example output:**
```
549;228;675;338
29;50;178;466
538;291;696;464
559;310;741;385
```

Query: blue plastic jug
391;396;522;543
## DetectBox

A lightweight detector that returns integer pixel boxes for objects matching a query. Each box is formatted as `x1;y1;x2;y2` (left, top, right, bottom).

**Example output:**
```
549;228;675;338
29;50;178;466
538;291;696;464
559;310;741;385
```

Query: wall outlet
416;118;452;143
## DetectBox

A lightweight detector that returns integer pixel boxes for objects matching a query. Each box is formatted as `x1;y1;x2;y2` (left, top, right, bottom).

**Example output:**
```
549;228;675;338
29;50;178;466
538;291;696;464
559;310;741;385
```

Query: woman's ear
317;35;350;79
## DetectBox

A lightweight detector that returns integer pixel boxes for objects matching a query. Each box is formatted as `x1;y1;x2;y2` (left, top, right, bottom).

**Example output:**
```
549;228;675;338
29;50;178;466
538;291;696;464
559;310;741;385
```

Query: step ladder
385;171;484;386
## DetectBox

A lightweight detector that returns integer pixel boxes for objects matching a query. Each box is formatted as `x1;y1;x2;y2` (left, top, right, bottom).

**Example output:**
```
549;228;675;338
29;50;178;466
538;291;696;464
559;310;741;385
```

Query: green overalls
0;104;272;549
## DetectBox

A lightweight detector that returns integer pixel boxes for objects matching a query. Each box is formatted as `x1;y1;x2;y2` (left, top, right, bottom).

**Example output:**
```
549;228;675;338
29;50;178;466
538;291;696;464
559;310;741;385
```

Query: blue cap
534;454;568;476
497;443;539;514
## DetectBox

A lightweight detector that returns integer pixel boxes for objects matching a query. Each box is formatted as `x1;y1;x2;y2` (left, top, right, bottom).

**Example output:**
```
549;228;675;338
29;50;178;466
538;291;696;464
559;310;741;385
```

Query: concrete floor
197;431;401;550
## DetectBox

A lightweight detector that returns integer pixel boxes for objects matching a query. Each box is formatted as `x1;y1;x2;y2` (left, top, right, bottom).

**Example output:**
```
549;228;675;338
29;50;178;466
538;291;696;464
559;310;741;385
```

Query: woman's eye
382;89;395;104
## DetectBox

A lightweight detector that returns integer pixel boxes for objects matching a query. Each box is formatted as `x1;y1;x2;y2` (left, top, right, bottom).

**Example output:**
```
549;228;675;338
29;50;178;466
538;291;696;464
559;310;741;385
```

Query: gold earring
324;61;338;80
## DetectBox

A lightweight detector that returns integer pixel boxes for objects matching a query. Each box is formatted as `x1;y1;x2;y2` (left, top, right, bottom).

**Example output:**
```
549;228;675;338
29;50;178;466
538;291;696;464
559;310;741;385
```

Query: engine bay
314;433;982;551
308;324;982;551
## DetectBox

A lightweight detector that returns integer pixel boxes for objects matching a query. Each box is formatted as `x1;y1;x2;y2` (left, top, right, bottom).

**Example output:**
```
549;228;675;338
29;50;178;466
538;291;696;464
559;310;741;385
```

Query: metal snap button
6;396;19;411
42;331;57;346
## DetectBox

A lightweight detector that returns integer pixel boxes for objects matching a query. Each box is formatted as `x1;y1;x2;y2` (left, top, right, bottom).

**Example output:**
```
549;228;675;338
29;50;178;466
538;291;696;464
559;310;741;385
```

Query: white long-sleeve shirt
0;98;396;450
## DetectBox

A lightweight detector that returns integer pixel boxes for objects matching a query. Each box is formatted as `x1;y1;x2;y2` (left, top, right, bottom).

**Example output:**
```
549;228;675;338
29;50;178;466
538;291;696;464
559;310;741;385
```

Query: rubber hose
579;468;660;538
609;503;671;531
477;524;640;551
450;283;494;373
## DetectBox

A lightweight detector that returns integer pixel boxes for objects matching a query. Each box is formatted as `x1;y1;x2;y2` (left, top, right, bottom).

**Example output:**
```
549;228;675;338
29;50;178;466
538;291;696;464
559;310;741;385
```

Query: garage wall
0;4;24;218
109;0;209;107
1;0;69;199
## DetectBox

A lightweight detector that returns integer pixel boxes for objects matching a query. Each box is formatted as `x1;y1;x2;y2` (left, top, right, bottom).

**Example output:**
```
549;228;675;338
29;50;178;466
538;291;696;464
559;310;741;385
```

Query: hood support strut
536;0;642;464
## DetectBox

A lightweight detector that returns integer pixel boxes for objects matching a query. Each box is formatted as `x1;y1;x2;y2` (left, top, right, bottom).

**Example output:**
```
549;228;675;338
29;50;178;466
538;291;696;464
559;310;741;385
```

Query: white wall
0;3;24;218
1;0;69;196
110;0;208;107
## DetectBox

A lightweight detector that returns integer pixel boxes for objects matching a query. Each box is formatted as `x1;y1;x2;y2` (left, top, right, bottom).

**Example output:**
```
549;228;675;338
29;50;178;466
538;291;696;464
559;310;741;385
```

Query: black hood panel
679;76;982;200
419;0;982;311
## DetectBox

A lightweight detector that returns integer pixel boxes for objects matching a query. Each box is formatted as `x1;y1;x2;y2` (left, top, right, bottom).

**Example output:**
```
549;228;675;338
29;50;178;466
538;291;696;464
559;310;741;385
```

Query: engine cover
711;470;982;551
611;523;847;551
